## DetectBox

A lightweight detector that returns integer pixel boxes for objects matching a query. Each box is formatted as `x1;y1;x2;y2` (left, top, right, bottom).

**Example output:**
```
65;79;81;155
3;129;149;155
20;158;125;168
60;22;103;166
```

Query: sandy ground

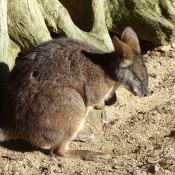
0;45;175;175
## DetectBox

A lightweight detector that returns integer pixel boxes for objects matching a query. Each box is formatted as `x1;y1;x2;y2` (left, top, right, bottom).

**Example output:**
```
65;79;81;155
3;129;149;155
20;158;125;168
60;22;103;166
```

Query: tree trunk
1;0;175;128
0;0;10;111
60;0;175;46
105;0;175;45
5;0;175;56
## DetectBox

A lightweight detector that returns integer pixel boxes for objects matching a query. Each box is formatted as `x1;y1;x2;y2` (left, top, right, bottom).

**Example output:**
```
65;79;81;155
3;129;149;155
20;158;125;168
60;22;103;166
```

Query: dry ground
0;45;175;175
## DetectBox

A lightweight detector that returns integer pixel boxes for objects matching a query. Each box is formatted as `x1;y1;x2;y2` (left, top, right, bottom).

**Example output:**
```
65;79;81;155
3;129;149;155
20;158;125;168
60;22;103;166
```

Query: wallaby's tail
0;128;8;142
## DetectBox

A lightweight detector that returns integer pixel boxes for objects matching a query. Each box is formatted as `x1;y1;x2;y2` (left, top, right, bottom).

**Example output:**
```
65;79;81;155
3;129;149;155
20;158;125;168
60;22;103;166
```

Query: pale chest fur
103;82;121;101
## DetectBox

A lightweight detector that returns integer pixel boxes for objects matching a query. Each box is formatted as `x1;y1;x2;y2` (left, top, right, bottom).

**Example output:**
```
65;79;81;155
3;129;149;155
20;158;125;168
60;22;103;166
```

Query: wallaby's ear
121;26;141;54
113;36;125;57
113;36;133;68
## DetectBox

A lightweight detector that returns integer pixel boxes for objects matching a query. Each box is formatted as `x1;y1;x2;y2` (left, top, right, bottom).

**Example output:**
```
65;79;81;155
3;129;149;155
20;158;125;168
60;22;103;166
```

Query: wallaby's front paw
94;101;105;110
105;93;117;106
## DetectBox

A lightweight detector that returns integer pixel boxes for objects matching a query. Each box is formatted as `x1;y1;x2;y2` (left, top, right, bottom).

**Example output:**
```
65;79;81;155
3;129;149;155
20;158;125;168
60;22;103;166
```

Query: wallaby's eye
132;71;141;82
134;74;141;82
135;75;141;82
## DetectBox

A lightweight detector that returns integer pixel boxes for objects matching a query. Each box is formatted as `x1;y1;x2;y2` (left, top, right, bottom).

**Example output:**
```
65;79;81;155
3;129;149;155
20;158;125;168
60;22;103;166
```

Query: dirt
0;45;175;175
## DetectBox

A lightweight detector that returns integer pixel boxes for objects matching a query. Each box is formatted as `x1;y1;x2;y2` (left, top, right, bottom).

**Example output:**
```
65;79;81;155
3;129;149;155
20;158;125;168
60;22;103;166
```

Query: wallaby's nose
144;90;149;97
143;85;149;97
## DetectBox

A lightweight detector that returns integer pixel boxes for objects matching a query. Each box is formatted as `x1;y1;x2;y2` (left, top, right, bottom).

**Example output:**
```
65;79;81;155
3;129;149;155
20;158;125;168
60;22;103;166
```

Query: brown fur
0;27;149;161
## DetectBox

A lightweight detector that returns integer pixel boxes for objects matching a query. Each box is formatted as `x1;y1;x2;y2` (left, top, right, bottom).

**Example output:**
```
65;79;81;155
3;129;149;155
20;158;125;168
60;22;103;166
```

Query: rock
87;109;106;131
155;45;171;52
171;43;175;48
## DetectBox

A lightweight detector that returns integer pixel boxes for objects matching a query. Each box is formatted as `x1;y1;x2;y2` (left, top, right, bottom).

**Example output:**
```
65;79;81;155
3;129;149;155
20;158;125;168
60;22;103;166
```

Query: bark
0;0;10;111
105;0;175;45
6;0;175;56
8;0;51;53
37;0;114;52
60;0;175;45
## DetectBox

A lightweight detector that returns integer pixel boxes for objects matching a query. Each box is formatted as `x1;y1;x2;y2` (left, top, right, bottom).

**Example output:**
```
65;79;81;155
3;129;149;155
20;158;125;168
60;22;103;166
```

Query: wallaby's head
113;27;149;97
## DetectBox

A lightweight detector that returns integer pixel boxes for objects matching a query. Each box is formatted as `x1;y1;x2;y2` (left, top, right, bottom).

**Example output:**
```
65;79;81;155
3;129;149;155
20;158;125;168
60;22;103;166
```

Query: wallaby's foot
66;150;111;161
51;148;111;161
94;101;105;110
74;133;95;142
50;141;111;161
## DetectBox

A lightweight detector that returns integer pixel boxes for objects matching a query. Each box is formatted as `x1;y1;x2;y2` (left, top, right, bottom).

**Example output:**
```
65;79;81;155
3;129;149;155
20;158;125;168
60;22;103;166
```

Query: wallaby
0;27;149;161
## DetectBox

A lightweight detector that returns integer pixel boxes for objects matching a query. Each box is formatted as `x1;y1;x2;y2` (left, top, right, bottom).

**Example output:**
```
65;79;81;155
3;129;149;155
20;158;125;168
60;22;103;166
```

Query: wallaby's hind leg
50;121;111;161
49;112;111;160
49;88;111;161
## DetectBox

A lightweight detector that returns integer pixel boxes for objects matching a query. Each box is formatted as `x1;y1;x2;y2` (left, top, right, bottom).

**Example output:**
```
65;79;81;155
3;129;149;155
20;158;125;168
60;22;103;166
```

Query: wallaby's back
1;38;115;143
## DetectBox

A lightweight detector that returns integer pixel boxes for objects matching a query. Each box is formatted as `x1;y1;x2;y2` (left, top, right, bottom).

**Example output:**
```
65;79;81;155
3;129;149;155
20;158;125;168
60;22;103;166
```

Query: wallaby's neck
87;51;120;81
